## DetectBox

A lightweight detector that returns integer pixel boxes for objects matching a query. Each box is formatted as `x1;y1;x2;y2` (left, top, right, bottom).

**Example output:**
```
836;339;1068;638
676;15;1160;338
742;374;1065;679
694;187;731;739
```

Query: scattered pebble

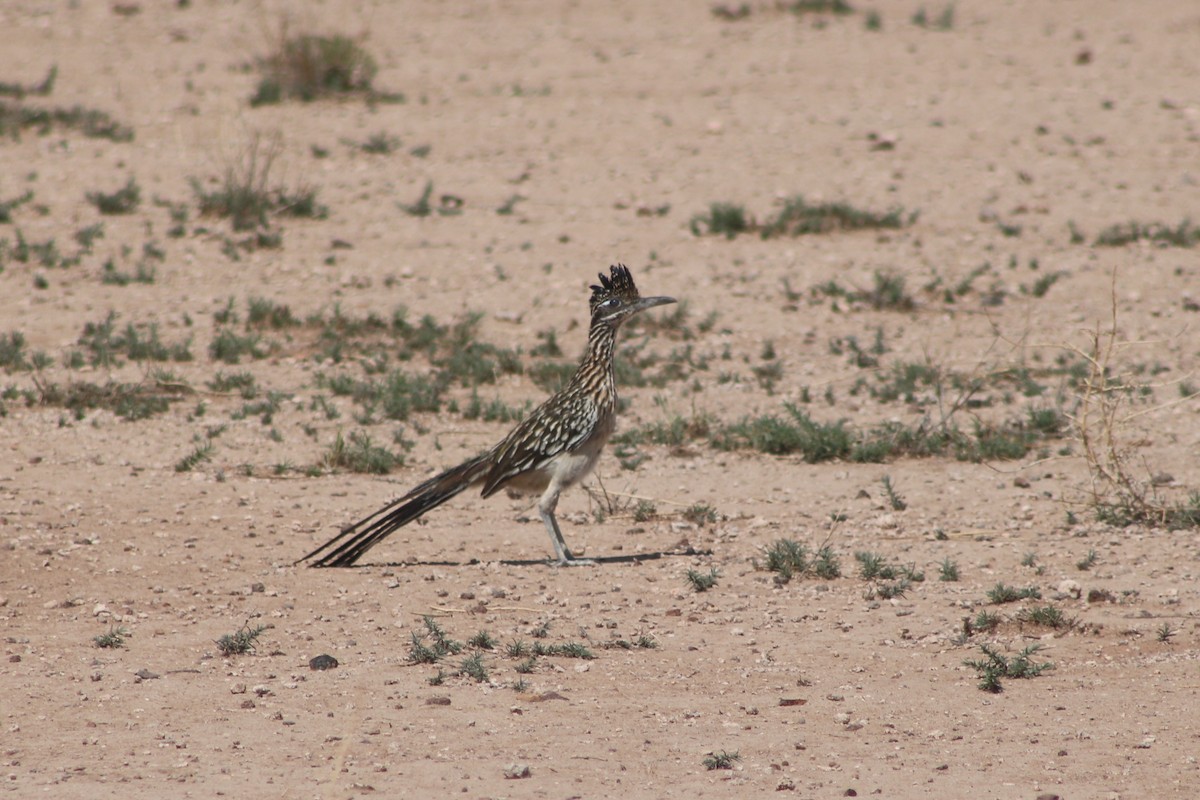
309;654;338;671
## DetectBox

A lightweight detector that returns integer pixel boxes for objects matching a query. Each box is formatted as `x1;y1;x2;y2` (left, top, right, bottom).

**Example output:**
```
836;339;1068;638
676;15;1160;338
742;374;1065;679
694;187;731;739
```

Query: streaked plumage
298;264;675;567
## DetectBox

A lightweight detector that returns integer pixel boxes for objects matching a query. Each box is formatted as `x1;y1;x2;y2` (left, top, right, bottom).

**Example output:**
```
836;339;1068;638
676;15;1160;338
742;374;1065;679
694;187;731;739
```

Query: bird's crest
589;264;639;315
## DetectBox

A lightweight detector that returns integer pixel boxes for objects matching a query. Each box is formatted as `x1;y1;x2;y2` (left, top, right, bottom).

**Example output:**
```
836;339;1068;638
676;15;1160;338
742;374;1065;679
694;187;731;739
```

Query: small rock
134;668;160;681
1057;579;1082;599
425;696;451;706
250;582;265;593
503;764;531;779
309;654;338;671
1013;476;1031;488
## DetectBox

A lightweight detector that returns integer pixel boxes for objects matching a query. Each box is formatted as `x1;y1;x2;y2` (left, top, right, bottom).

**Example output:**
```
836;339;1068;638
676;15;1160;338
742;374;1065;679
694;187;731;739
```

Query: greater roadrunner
298;264;676;567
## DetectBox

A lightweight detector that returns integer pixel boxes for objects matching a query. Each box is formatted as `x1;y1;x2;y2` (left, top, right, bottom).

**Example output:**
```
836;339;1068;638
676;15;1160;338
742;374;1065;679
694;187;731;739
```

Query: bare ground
2;1;1200;797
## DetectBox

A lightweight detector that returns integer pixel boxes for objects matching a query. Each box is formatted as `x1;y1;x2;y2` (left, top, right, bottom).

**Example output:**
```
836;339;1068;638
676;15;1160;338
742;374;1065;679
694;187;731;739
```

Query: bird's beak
634;296;677;312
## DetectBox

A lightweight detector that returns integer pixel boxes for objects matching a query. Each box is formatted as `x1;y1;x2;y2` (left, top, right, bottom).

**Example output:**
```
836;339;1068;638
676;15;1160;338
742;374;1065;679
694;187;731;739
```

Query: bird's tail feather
298;455;490;567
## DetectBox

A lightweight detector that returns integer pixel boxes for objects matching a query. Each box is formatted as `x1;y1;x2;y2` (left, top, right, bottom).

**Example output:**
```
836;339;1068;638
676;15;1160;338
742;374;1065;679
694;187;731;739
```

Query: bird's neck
583;320;617;369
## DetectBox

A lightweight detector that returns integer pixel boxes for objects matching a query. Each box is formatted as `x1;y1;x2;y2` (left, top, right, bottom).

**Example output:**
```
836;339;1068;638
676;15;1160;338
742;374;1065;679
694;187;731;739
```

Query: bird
298;264;676;567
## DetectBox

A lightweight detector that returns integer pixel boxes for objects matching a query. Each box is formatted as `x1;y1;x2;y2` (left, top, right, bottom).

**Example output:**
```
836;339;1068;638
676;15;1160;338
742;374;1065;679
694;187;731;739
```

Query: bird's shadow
324;546;712;569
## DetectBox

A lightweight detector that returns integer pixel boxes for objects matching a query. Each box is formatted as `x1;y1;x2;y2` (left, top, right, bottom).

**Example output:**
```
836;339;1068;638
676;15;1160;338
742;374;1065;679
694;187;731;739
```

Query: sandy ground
2;1;1200;797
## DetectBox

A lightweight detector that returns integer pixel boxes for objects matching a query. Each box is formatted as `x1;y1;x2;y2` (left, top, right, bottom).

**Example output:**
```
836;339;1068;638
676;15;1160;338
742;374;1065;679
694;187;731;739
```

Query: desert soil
2;1;1199;797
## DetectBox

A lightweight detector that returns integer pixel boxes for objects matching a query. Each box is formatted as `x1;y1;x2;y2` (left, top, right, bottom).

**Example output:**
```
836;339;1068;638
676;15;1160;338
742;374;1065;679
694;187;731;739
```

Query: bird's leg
538;488;594;566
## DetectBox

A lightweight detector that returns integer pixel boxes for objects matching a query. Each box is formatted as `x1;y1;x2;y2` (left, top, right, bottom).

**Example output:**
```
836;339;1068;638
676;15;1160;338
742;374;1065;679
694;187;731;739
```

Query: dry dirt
3;1;1200;797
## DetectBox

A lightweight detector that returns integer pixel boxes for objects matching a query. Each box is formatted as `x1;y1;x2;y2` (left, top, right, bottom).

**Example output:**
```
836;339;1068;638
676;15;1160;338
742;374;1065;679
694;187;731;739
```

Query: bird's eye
603;298;620;308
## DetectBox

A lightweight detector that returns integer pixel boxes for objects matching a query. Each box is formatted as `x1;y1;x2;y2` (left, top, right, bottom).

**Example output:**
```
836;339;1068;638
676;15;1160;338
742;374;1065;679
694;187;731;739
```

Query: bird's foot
554;556;596;567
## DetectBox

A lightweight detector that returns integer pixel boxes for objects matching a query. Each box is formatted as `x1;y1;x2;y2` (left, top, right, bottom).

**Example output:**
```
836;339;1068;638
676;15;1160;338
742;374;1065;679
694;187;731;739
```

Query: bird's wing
479;391;599;497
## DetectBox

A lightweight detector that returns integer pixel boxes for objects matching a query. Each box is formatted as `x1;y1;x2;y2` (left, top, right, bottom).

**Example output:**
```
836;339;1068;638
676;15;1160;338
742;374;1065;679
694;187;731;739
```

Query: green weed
93;626;129;649
216;622;267;656
86;177;140;214
686;567;720;592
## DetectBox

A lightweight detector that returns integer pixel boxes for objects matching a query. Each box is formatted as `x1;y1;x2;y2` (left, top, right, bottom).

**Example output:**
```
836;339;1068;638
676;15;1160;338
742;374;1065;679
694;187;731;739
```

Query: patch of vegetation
0;331;29;372
689;202;750;239
356;132;400;154
880;474;906;510
1075;549;1098;571
251;32;401;106
1075;311;1200;530
938;557;959;582
246;296;300;329
209;328;270;363
761;539;841;583
459;652;488;682
964;643;1053;693
1017;605;1074;630
86;177;141;215
986;583;1041;604
786;0;854;15
323;429;402;474
191;134;327;232
175;436;214;472
93;626;129;649
713;403;853;460
207;370;257;396
399;180;463;217
0;189;34;223
101;257;156;286
1093;219;1200;248
690;196;915;240
760;196;915;238
683;503;718;525
530;641;595;660
33;378;188;421
912;3;955;30
686;567;720;592
702;750;741;770
0;65;57;100
407;616;463;664
0;101;134;142
215;622;267;656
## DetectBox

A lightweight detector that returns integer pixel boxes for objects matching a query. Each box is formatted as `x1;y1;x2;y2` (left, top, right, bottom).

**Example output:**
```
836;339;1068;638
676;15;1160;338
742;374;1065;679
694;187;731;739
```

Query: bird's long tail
298;455;491;567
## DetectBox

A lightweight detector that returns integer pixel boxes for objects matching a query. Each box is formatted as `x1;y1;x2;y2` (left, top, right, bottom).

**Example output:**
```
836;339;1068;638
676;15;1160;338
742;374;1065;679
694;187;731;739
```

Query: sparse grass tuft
1017;605;1073;630
468;630;498;650
938;558;960;582
531;641;595;660
986;583;1041;604
686;567;720;592
93;626;129;649
964;643;1053;693
192;133;326;232
175;436;214;472
459;653;488;682
760;196;915;238
0;189;34;223
251;31;397;106
324;429;401;474
407;616;463;663
0;101;134;142
689;202;750;239
880;474;906;510
702;750;741;770
86;177;140;214
786;0;854;15
762;539;840;583
216;622;267;656
1093;219;1200;248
